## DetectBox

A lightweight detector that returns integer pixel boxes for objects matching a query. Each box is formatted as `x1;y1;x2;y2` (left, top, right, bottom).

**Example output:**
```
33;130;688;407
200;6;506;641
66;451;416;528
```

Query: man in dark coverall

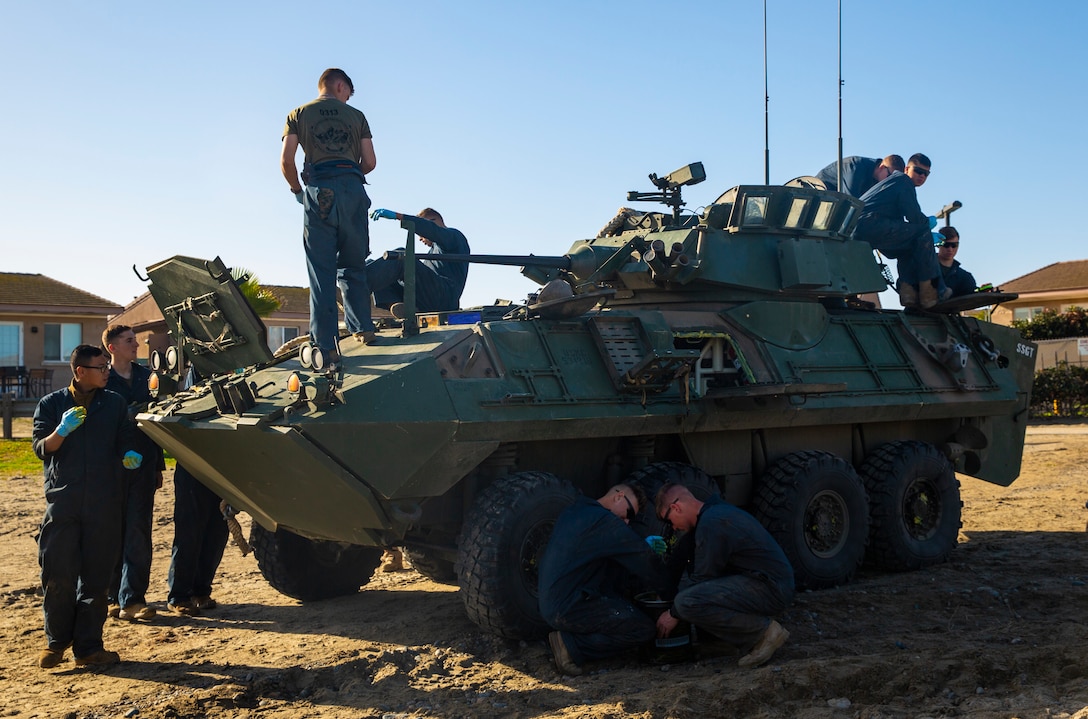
367;207;470;316
854;153;948;309
935;226;978;297
814;154;897;198
33;345;144;669
538;484;670;676
103;325;165;622
655;484;795;668
167;464;229;616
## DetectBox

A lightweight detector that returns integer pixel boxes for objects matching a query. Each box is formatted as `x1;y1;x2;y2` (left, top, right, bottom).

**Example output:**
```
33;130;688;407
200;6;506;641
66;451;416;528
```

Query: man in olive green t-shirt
280;68;378;363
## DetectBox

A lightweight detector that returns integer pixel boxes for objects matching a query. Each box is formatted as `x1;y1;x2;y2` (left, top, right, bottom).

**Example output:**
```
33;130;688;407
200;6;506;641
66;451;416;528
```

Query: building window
43;323;82;362
267;325;300;351
0;322;22;365
1012;307;1045;322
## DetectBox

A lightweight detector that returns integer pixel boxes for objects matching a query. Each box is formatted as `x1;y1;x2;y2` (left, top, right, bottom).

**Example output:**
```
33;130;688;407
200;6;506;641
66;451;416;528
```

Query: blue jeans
303;176;373;351
673;574;792;649
109;467;157;608
168;465;229;603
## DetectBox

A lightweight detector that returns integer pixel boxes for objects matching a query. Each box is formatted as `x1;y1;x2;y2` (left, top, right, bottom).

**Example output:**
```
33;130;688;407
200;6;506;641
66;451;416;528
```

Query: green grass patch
0;438;41;477
0;439;175;477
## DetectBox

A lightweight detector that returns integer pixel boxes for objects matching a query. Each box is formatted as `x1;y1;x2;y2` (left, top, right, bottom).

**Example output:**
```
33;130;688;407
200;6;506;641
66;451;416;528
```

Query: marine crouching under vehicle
135;163;1035;640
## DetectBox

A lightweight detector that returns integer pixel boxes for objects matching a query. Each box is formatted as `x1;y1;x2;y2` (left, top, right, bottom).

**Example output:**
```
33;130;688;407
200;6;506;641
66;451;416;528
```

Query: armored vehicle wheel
859;441;961;571
625;461;718;538
404;548;458;584
249;523;383;601
457;471;578;639
752;451;869;590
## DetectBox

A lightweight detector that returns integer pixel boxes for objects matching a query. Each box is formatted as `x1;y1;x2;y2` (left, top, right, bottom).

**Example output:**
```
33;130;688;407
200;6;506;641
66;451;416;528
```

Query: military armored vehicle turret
137;163;1035;639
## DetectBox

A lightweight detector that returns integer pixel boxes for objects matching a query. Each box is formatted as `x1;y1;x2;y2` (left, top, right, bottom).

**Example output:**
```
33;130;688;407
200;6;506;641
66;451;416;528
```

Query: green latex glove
122;451;143;470
56;406;86;437
645;535;667;556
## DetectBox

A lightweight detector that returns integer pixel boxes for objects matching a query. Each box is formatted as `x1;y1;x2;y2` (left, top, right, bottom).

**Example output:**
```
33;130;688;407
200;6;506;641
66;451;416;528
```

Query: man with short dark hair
935;226;978;297
654;484;795;668
367;207;470;316
538;484;669;676
282;68;378;364
854;153;948;308
102;324;165;623
33;345;143;669
814;154;900;198
905;153;933;188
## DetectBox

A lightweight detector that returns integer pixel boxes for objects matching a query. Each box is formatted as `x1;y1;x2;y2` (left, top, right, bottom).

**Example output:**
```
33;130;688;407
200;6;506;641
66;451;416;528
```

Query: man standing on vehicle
654;484;795;668
814;155;897;198
281;68;378;365
538;484;670;676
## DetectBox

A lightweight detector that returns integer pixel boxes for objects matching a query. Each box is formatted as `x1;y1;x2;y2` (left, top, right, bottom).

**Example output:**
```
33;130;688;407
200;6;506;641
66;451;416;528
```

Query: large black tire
624;461;718;539
249;523;382;601
403;547;458;584
456;471;578;639
751;451;870;590
859;440;962;571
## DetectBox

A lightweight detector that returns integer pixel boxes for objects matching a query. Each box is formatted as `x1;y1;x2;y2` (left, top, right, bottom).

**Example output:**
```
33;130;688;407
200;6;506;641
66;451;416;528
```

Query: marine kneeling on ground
654;484;795;668
537;484;672;676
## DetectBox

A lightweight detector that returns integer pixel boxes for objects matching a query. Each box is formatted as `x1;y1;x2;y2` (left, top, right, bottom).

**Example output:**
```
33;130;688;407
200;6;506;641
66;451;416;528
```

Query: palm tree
231;267;281;318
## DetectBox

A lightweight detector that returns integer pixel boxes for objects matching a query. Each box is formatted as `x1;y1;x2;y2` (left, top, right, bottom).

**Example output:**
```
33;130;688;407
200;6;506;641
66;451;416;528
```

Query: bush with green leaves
1012;306;1088;340
1030;361;1088;417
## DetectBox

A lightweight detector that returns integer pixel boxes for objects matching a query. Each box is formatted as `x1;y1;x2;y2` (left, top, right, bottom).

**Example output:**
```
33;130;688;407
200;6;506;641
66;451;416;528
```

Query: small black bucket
634;592;696;664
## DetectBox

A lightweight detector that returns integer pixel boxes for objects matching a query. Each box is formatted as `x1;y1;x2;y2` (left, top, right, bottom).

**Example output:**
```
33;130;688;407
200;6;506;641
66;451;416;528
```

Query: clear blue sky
3;1;1085;311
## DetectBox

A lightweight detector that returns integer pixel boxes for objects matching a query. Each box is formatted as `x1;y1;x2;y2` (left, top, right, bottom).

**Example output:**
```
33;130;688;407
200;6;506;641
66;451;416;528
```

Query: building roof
266;285;310;314
0;272;122;312
1002;260;1088;293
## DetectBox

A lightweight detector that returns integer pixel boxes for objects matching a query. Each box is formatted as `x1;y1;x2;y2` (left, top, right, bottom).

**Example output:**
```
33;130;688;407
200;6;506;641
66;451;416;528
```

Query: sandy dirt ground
1;421;1086;719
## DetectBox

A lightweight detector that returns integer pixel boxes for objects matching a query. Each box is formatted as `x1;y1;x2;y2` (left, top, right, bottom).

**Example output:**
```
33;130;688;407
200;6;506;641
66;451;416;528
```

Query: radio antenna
836;0;843;192
763;0;770;184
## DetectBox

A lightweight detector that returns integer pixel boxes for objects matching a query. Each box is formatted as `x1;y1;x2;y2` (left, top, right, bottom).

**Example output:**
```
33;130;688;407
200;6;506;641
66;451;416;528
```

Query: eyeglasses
908;166;930;177
940;242;959;248
621;494;637;522
660;500;676;524
78;363;112;372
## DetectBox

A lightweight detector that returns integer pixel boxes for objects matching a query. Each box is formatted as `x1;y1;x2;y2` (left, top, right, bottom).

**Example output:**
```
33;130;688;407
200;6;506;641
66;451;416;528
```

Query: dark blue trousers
550;596;656;664
109;467;157;608
673;574;792;649
167;465;228;603
39;492;121;656
365;254;456;313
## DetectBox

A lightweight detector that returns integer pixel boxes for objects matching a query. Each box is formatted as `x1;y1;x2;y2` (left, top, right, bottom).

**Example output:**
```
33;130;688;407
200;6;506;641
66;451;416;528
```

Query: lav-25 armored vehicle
136;163;1035;640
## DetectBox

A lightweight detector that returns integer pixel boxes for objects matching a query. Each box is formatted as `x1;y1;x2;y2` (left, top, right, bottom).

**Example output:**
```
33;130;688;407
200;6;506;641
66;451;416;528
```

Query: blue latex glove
294;189;304;205
370;208;397;221
56;406;86;437
932;232;946;246
122;450;143;470
645;535;667;556
927;215;938;230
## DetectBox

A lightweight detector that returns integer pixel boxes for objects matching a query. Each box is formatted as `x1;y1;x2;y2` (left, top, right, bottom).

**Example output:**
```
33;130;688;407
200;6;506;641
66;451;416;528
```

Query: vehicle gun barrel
382;250;572;270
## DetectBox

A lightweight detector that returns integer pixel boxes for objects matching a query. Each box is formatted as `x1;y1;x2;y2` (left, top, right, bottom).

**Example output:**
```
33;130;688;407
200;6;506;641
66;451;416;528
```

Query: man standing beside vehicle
281;68;378;365
33;345;143;669
103;324;164;623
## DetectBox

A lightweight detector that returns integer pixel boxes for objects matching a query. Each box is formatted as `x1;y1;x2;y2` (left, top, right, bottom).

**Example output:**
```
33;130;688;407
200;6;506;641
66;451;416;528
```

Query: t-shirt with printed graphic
283;98;372;166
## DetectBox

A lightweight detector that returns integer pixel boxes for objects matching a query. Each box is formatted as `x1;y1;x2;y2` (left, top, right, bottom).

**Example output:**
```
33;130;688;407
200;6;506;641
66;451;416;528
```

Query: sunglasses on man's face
940;242;959;248
909;166;930;177
621;494;637;522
